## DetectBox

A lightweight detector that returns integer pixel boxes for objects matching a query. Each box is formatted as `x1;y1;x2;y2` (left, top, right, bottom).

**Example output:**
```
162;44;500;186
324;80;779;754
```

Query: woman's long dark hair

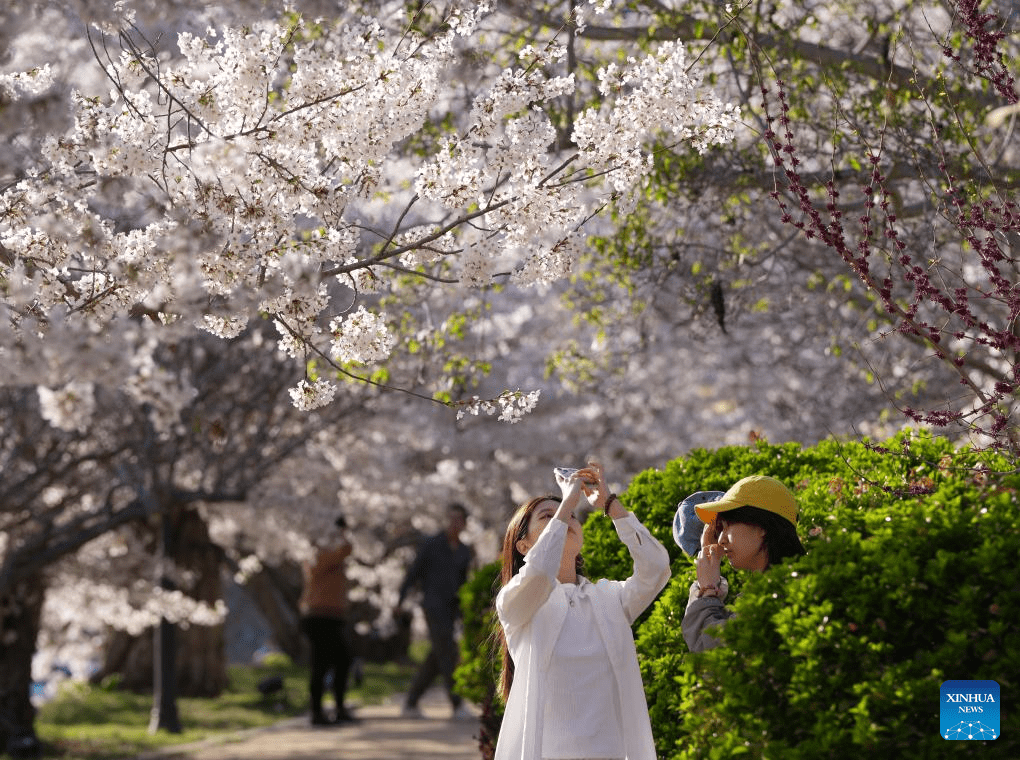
713;506;805;567
494;494;584;703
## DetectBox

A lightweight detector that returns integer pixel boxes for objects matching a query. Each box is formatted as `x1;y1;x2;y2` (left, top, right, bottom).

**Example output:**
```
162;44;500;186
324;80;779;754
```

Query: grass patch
33;651;423;760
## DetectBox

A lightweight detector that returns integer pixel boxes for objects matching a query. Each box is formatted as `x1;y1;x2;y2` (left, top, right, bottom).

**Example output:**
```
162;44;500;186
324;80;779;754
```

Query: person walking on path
299;515;356;726
397;502;474;719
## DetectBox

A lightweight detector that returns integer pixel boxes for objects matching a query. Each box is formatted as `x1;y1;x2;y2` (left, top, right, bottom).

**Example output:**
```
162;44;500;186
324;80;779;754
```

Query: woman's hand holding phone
697;521;722;591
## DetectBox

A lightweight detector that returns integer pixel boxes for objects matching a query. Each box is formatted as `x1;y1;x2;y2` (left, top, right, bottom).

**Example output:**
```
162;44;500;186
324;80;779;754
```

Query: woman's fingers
560;471;584;499
700;521;717;548
576;467;606;508
697;544;722;586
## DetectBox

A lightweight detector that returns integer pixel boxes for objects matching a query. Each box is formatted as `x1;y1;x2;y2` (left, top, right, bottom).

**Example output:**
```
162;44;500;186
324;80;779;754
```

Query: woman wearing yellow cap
681;475;805;653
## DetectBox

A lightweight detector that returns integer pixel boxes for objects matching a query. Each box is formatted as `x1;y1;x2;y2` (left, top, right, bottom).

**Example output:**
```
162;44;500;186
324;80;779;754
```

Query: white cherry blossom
1;2;738;429
36;382;96;432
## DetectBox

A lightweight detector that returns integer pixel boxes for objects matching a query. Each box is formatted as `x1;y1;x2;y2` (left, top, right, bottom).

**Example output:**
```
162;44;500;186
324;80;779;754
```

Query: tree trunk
0;572;45;758
244;563;306;662
169;507;228;696
92;505;228;699
149;508;181;734
148;616;180;734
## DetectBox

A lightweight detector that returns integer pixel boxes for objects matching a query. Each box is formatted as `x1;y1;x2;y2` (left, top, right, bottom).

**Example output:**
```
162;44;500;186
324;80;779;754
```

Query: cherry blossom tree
2;0;740;748
1;0;738;425
0;386;145;755
14;0;1017;752
500;0;1020;461
1;322;377;747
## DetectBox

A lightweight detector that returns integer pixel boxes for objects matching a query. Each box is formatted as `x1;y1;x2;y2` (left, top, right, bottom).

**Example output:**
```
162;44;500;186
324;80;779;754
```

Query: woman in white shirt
492;462;672;760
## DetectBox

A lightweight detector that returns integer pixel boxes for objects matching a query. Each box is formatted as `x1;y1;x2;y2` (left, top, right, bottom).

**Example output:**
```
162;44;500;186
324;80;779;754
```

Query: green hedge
457;431;1019;758
456;558;502;759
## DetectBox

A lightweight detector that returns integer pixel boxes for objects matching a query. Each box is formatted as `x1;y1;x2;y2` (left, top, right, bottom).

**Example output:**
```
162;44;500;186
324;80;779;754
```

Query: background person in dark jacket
397;502;474;718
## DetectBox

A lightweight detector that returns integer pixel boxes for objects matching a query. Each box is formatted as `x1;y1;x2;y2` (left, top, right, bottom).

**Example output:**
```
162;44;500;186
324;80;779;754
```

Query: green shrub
456;431;1020;759
256;652;294;670
457;560;503;760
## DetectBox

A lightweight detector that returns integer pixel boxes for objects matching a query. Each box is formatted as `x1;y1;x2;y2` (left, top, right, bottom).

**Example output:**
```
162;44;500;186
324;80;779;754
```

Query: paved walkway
136;692;483;760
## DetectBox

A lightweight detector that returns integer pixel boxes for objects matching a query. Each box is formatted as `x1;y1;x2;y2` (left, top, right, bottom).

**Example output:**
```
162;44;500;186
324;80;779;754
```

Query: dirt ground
134;691;482;760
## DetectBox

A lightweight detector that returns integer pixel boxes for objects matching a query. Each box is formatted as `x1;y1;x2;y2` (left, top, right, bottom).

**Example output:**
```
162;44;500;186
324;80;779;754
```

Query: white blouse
542;579;625;759
494;514;672;760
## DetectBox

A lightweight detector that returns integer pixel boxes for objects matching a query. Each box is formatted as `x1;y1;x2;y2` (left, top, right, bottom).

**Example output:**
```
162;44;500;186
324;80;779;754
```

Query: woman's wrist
604;493;627;518
695;580;721;598
555;493;578;522
603;492;616;515
695;577;724;598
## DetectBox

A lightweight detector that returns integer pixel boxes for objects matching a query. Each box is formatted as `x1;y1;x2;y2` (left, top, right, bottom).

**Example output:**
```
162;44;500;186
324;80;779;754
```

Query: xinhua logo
941;680;1000;741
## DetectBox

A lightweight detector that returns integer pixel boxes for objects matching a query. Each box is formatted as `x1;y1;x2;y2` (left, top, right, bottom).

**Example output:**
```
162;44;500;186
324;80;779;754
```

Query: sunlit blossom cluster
329;305;396;365
200;314;249;339
0;64;54;99
0;2;738;426
288;378;337;411
37;381;96;432
455;389;542;423
233;554;264;585
42;577;226;640
576;40;740;194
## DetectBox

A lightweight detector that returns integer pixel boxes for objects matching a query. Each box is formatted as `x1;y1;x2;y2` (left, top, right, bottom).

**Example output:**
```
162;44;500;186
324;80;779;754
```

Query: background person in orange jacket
299;515;356;726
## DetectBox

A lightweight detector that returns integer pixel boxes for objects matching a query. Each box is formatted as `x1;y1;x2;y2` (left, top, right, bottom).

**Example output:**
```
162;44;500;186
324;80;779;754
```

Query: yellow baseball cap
694;475;798;527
